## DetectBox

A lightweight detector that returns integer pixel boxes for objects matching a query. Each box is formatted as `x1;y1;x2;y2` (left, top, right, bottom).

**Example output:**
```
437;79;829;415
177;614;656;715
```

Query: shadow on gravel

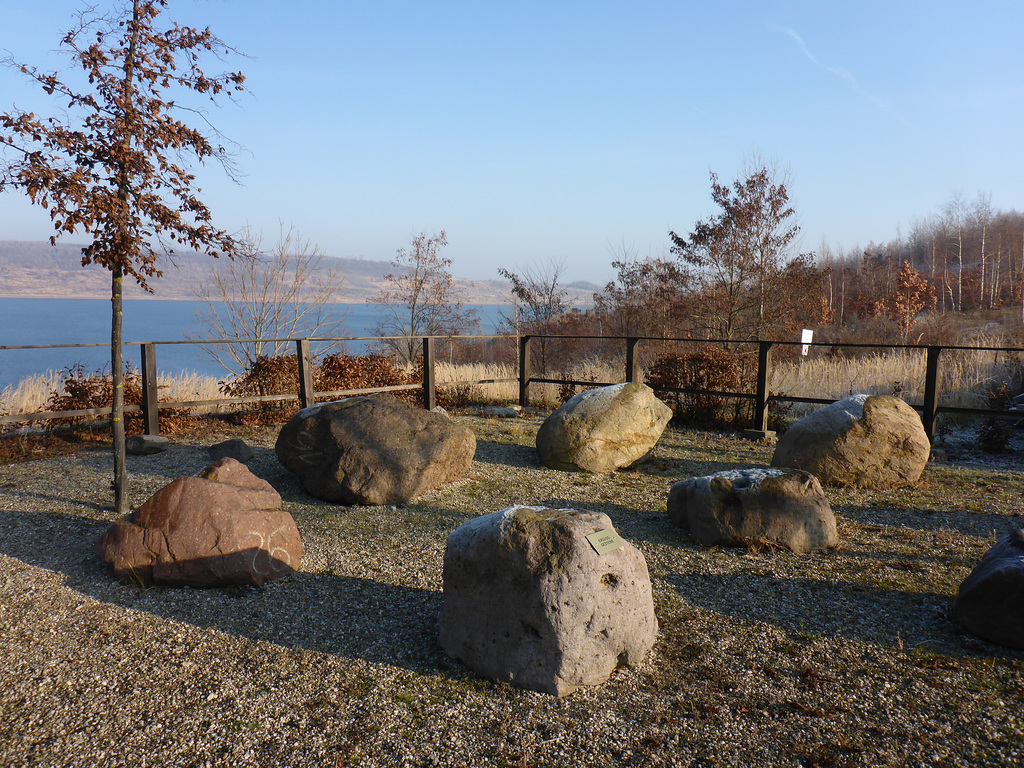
662;568;1011;656
470;439;540;469
0;508;452;676
839;503;1024;540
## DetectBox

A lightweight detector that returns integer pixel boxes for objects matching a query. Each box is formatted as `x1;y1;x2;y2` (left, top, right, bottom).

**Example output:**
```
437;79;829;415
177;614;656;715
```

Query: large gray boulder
953;530;1024;650
667;467;838;552
536;382;672;473
98;458;303;587
439;506;658;696
275;393;476;505
771;394;930;489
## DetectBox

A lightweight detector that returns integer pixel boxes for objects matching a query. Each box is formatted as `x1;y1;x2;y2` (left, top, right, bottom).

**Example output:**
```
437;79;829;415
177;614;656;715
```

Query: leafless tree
497;257;570;372
189;223;349;376
371;231;478;363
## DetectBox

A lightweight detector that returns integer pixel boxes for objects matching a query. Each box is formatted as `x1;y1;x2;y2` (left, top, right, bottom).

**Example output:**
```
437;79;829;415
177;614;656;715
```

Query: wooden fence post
625;337;640;383
422;337;436;410
296;338;315;409
519;335;532;408
752;341;773;433
922;345;942;441
140;342;159;436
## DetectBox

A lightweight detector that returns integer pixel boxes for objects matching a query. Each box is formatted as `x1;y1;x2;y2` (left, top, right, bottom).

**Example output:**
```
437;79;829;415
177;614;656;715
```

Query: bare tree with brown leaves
669;163;802;345
0;0;246;513
889;260;936;342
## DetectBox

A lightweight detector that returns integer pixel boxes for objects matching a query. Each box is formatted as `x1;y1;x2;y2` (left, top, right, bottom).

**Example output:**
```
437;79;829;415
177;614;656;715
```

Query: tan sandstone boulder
98;458;303;587
536;382;672;473
668;467;838;552
439;506;658;696
771;394;930;489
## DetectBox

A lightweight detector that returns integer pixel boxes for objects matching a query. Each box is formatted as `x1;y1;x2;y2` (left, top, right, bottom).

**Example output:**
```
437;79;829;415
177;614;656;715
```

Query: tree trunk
111;264;127;514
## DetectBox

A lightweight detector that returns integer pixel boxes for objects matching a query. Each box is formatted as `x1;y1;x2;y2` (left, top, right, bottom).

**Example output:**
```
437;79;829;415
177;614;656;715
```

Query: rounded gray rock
667;467;839;552
953;529;1024;650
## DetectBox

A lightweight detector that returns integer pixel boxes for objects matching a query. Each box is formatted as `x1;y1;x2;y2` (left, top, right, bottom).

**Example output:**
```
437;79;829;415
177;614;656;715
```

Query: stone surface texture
953;529;1024;650
275;393;476;505
97;458;302;587
439;505;658;696
667;468;839;552
770;394;930;488
536;382;672;473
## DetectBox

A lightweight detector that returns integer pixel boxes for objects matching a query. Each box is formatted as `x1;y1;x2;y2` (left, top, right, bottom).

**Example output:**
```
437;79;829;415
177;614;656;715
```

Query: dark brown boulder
98;458;303;587
275;394;476;505
209;437;254;463
953;530;1024;650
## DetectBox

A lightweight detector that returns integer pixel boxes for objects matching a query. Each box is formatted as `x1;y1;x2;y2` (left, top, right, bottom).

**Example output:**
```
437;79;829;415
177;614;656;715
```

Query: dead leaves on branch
0;0;246;288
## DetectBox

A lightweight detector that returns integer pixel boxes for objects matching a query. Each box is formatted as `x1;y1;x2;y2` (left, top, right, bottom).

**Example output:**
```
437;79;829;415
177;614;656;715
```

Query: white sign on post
801;329;813;356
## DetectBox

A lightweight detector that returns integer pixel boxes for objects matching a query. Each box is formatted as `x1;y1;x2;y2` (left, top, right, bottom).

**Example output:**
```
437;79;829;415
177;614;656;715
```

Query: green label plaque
586;529;625;555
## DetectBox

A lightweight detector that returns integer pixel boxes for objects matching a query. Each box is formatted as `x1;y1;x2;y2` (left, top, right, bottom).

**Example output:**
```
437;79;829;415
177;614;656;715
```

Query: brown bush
222;353;426;413
647;347;752;427
220;356;300;399
977;383;1014;453
46;363;143;431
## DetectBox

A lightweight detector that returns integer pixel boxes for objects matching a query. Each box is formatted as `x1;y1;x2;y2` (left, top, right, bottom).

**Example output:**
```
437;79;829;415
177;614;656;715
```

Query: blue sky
1;0;1022;284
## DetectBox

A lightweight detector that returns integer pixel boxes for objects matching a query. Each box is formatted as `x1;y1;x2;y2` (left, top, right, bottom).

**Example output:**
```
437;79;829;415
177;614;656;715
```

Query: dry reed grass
0;369;225;418
772;345;1023;418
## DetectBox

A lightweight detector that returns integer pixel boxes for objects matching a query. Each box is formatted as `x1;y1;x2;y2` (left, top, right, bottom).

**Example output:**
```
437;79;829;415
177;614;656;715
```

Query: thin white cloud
771;24;912;129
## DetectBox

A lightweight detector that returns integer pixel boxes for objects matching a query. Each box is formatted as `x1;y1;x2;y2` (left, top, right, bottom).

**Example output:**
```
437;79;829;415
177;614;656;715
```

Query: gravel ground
1;412;1023;767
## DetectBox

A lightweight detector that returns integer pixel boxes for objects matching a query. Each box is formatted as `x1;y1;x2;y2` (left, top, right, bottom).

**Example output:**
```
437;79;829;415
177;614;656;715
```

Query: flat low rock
668;467;838;552
953;530;1024;650
125;434;171;455
771;394;931;489
439;505;658;696
275;393;476;505
97;458;303;587
536;382;672;473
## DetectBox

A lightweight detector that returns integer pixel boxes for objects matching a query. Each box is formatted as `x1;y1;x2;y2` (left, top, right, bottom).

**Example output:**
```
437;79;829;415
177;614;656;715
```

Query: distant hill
0;241;600;305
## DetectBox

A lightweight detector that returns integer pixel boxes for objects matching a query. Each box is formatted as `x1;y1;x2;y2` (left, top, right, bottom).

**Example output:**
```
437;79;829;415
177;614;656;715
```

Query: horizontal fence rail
1;333;1022;442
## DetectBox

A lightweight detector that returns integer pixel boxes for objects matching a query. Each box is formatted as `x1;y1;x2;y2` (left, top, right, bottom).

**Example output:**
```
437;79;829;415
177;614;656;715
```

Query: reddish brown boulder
98;458;303;587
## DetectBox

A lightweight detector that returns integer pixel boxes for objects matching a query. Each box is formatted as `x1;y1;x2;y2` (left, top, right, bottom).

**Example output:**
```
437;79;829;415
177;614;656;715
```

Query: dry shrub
221;355;299;399
647;347;752;427
977;383;1014;454
46;363;143;431
317;353;413;394
222;353;424;417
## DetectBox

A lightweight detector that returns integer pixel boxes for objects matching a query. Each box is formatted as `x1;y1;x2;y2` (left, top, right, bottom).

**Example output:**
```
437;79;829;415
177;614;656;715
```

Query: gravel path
1;413;1022;767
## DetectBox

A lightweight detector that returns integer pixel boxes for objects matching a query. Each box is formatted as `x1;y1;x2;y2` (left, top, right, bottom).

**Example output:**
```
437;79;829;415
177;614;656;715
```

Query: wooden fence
2;334;1022;442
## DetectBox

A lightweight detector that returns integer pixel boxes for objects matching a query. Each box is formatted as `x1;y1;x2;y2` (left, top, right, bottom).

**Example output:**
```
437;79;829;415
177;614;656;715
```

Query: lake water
0;298;510;389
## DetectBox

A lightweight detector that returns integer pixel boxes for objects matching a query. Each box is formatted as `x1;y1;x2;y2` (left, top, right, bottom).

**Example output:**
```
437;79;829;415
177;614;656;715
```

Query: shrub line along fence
1;334;1021;442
